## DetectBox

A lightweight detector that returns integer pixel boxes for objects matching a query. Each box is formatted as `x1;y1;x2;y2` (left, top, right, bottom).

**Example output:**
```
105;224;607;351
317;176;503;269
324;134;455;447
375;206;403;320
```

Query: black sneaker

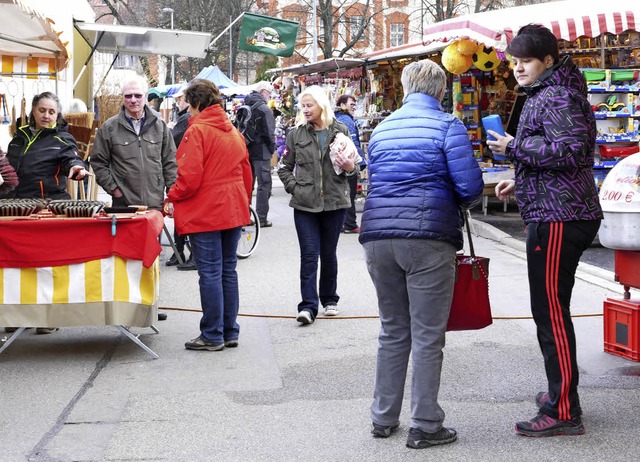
371;422;399;438
535;392;582;416
406;427;457;449
515;412;585;437
177;257;197;271
224;339;239;348
165;253;184;267
260;220;272;228
184;336;225;351
158;312;168;321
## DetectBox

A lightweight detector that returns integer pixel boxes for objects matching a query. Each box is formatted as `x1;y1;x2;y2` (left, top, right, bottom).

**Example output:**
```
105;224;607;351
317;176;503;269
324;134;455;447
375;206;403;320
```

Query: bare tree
97;0;257;84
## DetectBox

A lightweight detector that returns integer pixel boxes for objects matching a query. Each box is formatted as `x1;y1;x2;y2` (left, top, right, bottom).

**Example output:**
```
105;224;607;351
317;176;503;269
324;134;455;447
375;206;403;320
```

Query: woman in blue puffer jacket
359;59;483;449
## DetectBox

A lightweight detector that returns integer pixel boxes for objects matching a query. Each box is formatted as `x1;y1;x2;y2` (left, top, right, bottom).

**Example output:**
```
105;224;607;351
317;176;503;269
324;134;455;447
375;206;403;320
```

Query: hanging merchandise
8;80;18;136
442;42;473;75
473;44;502;71
457;39;478;56
1;94;10;124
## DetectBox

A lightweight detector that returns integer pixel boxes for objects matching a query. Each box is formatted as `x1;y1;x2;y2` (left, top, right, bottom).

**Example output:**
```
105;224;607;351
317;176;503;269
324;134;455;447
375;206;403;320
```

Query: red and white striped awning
423;0;640;51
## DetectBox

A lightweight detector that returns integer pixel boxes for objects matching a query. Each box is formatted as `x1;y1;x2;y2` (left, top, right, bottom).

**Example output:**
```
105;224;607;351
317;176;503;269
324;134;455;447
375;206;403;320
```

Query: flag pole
209;13;245;48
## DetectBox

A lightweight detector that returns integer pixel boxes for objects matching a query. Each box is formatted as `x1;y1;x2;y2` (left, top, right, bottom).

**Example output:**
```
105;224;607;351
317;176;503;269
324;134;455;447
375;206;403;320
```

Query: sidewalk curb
470;218;620;292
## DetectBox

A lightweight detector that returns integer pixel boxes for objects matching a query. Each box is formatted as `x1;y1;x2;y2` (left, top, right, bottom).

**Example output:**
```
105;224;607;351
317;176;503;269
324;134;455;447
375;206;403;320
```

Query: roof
74;21;212;58
267;57;364;75
0;0;70;59
423;0;640;50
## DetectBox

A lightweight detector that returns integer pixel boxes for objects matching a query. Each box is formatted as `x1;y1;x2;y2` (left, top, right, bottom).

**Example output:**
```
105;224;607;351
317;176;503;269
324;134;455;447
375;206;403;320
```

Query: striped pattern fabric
1;55;58;79
422;0;639;51
0;256;159;306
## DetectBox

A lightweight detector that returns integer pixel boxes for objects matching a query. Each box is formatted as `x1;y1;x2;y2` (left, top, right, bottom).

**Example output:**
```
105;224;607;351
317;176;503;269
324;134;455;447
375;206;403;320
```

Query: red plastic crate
603;298;640;361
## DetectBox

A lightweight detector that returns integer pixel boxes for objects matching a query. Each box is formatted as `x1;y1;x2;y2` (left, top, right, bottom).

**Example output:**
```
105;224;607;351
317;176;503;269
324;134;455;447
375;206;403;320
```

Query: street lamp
162;7;175;85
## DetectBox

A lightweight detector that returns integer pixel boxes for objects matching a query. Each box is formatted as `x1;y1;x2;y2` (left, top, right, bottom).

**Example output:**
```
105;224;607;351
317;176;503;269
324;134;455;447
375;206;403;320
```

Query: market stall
0;209;164;359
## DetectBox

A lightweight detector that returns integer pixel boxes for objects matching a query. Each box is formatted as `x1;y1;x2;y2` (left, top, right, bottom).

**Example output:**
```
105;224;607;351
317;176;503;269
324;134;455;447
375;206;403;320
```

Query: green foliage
254;55;279;83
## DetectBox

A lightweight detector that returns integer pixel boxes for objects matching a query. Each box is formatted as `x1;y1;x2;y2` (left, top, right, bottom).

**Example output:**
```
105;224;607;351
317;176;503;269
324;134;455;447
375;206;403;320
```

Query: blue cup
482;114;505;141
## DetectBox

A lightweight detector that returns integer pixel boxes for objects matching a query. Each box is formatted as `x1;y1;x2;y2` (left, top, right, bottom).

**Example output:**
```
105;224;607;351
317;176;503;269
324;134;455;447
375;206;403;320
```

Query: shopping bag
447;211;493;331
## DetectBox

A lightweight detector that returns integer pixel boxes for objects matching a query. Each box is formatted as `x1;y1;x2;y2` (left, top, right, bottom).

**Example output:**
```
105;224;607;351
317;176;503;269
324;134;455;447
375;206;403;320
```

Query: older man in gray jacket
92;76;177;211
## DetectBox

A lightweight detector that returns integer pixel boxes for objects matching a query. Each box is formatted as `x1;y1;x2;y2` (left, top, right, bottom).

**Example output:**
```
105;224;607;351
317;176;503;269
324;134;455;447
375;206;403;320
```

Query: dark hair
30;91;64;126
184;79;222;112
336;94;356;106
506;24;559;64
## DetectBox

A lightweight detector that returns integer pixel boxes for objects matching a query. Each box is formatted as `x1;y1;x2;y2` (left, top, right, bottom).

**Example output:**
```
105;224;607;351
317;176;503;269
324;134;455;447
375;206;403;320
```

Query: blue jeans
293;208;346;317
189;227;242;344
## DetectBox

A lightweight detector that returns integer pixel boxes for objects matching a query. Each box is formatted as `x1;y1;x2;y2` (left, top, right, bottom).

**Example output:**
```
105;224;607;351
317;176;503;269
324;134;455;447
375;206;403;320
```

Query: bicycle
236;206;260;259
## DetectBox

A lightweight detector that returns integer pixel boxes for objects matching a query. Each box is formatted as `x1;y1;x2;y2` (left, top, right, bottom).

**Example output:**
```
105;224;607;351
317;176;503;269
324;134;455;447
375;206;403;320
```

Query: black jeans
526;220;600;420
250;158;272;223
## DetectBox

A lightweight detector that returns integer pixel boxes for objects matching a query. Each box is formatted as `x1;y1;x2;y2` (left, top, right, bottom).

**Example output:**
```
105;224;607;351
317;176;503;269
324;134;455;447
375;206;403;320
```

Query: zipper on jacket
138;135;147;204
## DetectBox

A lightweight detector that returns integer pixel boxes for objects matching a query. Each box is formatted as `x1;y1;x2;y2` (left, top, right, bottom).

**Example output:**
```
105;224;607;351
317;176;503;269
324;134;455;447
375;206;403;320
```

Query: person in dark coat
334;94;366;234
7;92;90;200
166;86;196;270
488;24;603;438
242;81;276;227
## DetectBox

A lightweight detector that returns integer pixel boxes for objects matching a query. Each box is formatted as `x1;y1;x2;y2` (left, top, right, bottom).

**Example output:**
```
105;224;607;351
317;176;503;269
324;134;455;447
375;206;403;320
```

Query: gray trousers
250;158;272;223
363;238;456;433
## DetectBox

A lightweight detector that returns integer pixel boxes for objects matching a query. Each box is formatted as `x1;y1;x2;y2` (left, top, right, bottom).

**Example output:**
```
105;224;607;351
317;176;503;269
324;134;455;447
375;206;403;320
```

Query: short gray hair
255;81;273;93
401;59;446;102
121;75;149;95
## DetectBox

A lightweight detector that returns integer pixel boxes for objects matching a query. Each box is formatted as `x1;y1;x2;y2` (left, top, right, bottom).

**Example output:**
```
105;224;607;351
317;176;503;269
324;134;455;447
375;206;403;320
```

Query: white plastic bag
329;132;362;175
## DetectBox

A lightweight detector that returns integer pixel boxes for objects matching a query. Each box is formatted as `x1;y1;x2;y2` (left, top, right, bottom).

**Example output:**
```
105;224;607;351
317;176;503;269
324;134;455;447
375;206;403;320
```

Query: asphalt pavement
1;177;639;461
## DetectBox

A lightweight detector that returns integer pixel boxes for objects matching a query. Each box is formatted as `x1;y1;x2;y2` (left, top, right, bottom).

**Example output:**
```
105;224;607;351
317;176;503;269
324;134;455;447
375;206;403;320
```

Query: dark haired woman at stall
7;92;90;200
487;24;603;438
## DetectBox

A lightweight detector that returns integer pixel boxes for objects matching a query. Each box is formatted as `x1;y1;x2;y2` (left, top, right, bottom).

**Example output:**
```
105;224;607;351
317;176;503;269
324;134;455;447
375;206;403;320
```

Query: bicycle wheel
236;206;260;259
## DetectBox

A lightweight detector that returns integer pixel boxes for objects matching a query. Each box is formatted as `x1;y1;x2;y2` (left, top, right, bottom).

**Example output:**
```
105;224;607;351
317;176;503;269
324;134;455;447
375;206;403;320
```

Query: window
350;15;364;42
390;23;404;47
114;55;138;70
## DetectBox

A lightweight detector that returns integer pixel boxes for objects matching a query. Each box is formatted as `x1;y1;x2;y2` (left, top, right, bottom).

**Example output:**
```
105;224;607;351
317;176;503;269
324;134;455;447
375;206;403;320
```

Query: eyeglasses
124;93;144;100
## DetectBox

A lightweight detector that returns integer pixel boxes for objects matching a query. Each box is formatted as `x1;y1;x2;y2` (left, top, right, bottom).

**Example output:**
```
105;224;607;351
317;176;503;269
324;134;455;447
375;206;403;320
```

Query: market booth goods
0;203;164;359
598;153;640;361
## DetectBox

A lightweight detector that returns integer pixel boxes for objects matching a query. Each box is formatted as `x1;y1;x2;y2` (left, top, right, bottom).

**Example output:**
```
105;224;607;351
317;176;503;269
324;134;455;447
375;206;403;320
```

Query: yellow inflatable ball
473;44;501;71
442;44;473;75
457;39;478;56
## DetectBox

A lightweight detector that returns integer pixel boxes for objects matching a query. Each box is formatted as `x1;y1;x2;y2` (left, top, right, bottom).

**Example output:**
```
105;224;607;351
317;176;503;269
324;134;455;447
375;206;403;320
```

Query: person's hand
113;187;124;198
68;165;92;180
495;179;515;201
163;200;174;217
334;152;355;173
486;131;514;156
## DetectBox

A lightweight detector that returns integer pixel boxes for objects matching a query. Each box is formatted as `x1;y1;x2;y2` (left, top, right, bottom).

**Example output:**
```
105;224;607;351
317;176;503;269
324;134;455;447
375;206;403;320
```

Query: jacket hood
192;104;234;132
523;56;587;97
243;91;265;107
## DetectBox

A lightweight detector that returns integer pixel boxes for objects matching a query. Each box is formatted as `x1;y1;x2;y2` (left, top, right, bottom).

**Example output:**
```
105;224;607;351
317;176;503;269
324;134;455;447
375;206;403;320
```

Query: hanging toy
472;44;502;71
457;39;478;56
442;43;473;75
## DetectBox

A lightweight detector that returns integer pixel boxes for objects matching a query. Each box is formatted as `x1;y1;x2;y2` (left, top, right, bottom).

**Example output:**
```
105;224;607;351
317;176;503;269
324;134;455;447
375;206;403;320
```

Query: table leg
115;325;159;359
0;327;27;354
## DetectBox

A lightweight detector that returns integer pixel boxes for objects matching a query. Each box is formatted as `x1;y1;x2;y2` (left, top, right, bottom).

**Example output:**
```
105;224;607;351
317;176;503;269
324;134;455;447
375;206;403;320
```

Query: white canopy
74;21;212;59
423;0;640;50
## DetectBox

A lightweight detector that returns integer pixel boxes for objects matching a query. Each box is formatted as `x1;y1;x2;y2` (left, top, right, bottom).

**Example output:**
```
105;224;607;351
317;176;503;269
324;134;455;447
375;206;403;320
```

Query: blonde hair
295;85;334;129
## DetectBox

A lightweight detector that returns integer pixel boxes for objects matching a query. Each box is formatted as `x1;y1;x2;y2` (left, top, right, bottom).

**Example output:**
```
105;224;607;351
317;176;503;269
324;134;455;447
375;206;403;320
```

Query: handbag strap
463;210;475;258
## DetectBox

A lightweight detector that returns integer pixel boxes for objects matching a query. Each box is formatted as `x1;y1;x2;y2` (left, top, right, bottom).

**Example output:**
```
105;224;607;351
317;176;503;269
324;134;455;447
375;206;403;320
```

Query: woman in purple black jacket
360;59;483;449
488;24;603;438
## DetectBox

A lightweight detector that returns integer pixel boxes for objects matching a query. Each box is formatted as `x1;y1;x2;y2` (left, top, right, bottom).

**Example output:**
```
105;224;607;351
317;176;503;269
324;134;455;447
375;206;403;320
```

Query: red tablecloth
0;211;164;268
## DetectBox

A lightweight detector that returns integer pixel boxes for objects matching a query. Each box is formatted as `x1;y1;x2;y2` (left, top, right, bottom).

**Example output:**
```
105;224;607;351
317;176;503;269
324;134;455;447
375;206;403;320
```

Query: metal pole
312;0;318;62
229;16;233;78
162;7;175;85
170;11;175;85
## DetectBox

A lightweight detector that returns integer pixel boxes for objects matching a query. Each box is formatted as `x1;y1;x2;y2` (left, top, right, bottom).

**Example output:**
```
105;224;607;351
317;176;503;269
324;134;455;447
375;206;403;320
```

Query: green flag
238;13;299;58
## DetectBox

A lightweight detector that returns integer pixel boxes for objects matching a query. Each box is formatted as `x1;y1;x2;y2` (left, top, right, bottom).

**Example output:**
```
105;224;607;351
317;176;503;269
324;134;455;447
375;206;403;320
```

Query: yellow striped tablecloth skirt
0;256;159;328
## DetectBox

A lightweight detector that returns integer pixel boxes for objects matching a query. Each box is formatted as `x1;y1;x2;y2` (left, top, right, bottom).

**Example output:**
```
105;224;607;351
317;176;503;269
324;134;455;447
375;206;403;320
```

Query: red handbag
447;212;493;331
